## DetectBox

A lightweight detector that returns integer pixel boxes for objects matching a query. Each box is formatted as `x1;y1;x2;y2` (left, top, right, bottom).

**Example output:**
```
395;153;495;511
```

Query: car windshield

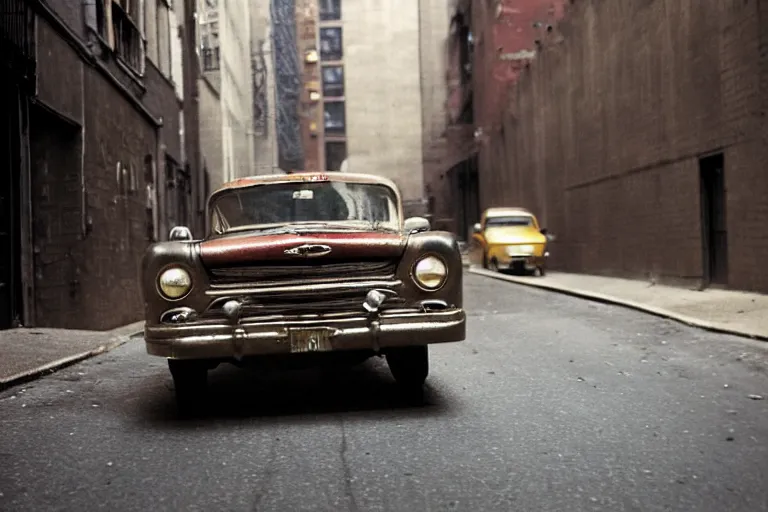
210;181;400;233
485;215;534;228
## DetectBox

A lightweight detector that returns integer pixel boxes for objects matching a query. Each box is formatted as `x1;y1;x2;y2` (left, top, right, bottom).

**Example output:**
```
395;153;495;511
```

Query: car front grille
201;289;409;320
207;260;398;287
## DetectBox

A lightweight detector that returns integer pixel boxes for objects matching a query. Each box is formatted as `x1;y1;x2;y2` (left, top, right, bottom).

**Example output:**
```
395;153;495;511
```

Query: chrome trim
284;243;333;258
409;253;448;292
204;279;402;297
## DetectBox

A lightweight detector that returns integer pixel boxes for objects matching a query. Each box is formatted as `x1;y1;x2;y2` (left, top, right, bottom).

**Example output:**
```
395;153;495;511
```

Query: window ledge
115;56;147;92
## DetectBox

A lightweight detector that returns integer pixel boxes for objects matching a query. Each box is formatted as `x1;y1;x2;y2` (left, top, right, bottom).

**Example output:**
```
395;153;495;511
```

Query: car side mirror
404;216;430;234
169;226;193;241
472;223;482;234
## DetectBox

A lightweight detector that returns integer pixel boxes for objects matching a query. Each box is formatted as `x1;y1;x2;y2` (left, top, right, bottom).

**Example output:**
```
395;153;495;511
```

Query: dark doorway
0;82;23;329
700;153;728;287
29;104;81;327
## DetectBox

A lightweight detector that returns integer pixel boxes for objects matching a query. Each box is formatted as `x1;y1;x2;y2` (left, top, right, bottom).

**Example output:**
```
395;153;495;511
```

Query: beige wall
251;0;279;174
419;0;450;147
341;0;425;202
199;78;224;190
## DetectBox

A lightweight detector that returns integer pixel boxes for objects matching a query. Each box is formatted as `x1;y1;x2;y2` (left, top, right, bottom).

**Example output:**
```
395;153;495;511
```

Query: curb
468;267;768;342
0;321;145;392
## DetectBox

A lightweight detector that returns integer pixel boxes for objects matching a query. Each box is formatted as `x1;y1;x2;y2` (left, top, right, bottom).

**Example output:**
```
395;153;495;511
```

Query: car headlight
507;244;535;256
413;255;448;290
158;267;192;299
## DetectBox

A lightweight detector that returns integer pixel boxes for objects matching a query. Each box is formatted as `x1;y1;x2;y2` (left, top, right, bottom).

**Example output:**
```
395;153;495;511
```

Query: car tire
168;359;208;413
386;345;429;395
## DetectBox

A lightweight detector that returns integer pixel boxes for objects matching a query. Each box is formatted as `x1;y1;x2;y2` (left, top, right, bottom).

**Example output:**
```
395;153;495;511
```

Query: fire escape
270;0;304;171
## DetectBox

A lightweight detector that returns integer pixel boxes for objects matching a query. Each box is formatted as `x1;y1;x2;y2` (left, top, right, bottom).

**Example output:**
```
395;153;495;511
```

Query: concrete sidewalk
0;321;144;391
469;267;768;341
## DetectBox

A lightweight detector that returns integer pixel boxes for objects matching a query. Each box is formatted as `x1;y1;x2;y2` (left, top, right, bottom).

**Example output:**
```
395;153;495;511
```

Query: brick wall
480;0;768;292
296;0;321;172
30;12;179;329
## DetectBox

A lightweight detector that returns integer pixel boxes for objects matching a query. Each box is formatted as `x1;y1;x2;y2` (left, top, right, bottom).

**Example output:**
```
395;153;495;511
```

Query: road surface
1;274;767;511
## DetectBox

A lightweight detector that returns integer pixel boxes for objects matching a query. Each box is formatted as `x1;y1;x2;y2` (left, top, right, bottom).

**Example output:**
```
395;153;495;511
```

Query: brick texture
29;10;181;329
476;0;768;292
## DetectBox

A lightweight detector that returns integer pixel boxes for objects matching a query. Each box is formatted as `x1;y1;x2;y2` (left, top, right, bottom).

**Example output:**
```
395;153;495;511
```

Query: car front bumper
145;308;466;360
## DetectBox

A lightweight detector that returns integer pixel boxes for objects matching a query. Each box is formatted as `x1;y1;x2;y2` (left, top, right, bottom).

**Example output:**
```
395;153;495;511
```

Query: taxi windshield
485;215;534;228
210;181;400;233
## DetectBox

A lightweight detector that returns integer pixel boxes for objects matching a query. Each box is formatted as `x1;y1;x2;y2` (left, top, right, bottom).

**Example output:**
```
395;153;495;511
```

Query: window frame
323;100;346;135
319;26;343;61
319;0;341;21
321;64;344;98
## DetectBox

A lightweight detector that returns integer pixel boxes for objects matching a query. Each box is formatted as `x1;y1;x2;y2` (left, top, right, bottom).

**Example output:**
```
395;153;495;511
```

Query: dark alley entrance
450;154;480;242
0;83;23;329
700;153;728;287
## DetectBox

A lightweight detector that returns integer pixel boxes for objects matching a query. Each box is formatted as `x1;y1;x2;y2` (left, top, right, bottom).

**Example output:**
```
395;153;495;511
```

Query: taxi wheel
168;359;208;413
386;345;429;395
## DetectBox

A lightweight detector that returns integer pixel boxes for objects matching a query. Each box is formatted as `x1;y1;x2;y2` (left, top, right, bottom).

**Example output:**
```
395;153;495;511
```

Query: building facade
292;0;453;217
0;0;202;331
460;0;768;294
198;0;254;190
251;0;280;174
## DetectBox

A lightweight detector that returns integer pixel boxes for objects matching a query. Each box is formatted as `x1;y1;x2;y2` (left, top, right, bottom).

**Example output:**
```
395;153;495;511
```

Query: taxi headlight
158;267;192;299
413;256;447;290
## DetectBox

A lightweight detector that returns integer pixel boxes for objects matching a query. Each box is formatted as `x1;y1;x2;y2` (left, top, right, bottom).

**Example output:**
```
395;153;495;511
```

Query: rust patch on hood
200;232;406;267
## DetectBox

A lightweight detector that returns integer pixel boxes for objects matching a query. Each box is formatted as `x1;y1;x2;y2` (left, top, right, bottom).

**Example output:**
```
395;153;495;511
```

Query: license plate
289;329;333;353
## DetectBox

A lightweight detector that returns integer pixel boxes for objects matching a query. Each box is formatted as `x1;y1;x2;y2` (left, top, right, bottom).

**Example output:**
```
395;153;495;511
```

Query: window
324;101;345;135
144;0;157;62
319;27;342;61
200;18;220;71
319;0;341;21
111;0;145;73
325;141;347;172
156;0;172;76
321;65;344;97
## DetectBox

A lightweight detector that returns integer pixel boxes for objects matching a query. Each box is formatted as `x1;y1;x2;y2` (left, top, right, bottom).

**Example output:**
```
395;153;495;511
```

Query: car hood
199;230;407;267
484;226;546;245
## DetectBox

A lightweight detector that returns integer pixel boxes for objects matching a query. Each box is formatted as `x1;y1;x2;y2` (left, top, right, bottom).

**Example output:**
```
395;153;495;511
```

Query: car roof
484;207;533;218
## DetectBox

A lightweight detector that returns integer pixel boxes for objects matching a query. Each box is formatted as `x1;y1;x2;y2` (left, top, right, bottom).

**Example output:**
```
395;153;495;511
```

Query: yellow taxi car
469;207;551;275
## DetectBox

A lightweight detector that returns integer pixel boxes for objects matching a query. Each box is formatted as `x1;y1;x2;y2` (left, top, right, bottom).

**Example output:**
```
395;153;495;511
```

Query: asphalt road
1;274;768;512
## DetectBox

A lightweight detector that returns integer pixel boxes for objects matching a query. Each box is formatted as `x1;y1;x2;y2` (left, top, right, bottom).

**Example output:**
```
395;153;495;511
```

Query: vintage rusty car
469;207;552;275
141;172;466;409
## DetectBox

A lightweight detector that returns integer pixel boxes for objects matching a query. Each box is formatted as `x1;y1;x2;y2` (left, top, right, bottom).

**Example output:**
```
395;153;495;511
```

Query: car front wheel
386;345;429;395
168;359;208;413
